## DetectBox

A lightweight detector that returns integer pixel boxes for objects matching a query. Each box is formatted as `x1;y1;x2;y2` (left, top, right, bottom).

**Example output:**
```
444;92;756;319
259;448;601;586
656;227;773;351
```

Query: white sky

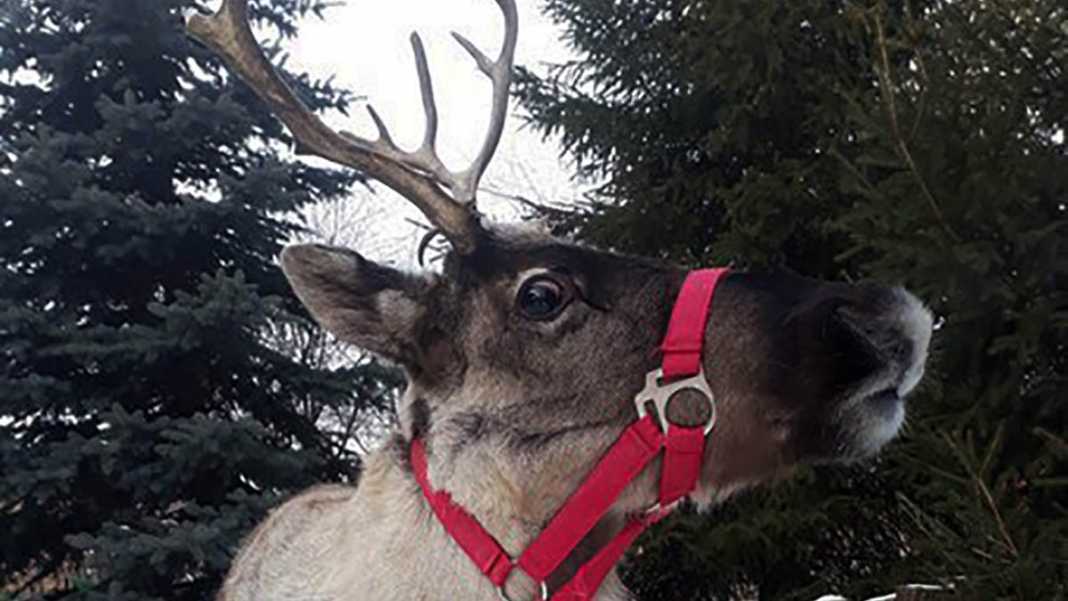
283;0;583;265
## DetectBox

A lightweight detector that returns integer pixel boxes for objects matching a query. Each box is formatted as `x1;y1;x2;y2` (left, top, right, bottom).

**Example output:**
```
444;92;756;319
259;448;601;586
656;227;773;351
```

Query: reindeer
187;2;933;600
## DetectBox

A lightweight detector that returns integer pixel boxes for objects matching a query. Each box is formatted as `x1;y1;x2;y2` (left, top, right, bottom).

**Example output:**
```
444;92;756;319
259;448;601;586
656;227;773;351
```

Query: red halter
410;268;729;600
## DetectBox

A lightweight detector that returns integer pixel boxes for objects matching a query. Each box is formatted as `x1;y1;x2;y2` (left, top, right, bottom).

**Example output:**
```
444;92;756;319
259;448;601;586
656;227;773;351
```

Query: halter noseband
410;268;729;600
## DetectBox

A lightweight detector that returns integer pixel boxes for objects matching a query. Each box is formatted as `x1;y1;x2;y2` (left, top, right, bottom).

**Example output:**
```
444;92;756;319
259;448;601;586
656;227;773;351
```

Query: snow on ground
814;583;948;601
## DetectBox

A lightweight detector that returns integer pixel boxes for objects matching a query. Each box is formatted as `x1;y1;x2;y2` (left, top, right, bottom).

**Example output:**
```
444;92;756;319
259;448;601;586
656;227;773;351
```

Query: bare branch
482;185;573;220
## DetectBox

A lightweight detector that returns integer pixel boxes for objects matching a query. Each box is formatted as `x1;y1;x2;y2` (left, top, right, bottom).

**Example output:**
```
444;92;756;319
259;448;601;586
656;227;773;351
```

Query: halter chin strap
410;268;729;600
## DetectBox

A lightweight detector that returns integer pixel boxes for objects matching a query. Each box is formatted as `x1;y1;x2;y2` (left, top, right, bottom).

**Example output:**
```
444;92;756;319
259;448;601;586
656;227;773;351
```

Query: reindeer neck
329;435;634;601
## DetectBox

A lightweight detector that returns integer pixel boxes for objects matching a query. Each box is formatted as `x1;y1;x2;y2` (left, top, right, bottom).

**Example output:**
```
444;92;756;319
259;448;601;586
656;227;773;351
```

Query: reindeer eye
517;276;570;320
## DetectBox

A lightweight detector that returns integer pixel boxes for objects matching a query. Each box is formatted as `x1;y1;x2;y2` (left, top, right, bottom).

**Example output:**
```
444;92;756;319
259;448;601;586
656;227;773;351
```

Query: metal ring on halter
496;581;549;601
633;367;717;435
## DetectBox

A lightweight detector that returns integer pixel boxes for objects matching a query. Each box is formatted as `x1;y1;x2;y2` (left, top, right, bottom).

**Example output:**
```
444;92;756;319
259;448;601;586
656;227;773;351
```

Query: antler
186;0;519;255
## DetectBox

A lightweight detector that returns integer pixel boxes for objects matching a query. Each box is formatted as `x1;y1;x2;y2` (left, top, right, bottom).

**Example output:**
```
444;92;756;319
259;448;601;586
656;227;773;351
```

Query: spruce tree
516;1;1067;599
0;1;393;599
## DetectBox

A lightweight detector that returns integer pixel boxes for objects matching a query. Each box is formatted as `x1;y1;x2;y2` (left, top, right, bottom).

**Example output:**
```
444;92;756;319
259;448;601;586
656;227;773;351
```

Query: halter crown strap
661;268;729;379
410;268;728;600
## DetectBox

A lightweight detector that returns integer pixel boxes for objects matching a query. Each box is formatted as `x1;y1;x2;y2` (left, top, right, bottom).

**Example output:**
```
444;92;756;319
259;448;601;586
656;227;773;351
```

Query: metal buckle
634;367;717;435
496;581;548;601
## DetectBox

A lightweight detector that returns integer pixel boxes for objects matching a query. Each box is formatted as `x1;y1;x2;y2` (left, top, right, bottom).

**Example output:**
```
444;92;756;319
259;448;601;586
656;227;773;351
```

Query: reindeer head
280;227;931;516
189;0;931;535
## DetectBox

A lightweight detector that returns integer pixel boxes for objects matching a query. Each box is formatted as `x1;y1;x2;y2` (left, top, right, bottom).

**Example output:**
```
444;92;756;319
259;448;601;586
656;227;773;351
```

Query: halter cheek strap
410;268;729;600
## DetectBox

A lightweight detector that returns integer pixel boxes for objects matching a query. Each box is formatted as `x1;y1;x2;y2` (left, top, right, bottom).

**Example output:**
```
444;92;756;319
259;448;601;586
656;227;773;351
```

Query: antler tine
364;0;519;207
357;0;518;208
450;0;519;206
405;32;452;187
186;0;485;254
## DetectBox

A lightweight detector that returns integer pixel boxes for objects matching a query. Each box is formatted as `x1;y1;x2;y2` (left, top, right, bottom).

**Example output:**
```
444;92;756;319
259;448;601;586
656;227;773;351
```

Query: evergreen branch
902;0;930;142
9;557;74;598
896;492;969;572
870;10;960;243
942;432;1019;560
0;488;33;514
336;396;370;456
1034;426;1068;458
1030;477;1068;489
829;146;883;200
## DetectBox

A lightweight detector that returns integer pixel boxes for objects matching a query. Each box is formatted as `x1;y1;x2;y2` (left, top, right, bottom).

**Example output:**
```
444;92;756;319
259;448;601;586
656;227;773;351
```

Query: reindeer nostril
824;287;931;397
826;307;885;382
890;338;913;363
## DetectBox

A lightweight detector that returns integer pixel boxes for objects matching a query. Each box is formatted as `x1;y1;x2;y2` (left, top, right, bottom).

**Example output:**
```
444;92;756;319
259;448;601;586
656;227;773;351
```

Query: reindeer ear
280;244;430;365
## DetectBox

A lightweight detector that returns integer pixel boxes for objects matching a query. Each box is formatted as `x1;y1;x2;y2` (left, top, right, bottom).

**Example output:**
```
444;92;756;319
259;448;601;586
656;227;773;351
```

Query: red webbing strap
410;268;728;599
550;508;672;601
410;439;515;587
517;416;664;583
658;426;707;506
660;268;729;379
656;268;727;506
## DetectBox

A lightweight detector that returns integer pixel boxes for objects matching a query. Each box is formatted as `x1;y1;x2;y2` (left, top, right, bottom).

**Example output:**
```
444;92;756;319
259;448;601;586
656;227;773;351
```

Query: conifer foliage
517;1;1067;599
0;1;391;598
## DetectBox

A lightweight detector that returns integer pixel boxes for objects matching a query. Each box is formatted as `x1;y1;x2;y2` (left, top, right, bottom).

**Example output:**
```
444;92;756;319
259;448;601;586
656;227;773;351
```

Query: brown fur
217;229;932;600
